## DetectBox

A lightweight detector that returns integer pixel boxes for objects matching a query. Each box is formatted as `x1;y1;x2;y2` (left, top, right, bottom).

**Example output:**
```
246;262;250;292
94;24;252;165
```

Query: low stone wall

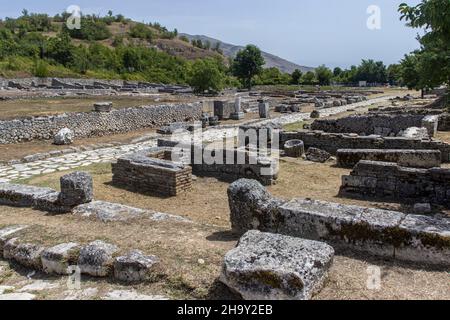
340;160;450;206
228;179;450;266
311;114;438;137
0;172;93;213
438;113;450;131
157;139;278;185
336;149;441;169
0;103;202;144
0;225;161;283
112;148;192;197
280;130;450;162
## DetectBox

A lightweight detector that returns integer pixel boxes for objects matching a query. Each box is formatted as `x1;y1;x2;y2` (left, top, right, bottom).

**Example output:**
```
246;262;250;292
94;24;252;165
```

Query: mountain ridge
180;33;314;74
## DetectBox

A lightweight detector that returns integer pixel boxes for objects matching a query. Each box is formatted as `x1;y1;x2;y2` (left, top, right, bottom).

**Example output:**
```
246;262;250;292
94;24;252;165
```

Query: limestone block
113;250;160;283
78;240;119;277
220;230;334;300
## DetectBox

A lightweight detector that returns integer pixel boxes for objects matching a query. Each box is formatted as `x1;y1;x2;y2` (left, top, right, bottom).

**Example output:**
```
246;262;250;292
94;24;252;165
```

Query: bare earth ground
0;87;448;300
0;94;198;120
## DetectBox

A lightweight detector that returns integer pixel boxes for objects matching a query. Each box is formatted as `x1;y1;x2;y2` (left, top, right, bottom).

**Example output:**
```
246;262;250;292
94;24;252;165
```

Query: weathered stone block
93;102;113;112
395;215;450;266
3;238;45;270
305;147;331;163
59;172;93;207
114;250;160;283
78;240;119;277
0;225;28;254
54;128;74;145
258;102;270;118
336;149;441;169
227;179;450;266
0;183;57;208
41;243;80;275
220;230;334;300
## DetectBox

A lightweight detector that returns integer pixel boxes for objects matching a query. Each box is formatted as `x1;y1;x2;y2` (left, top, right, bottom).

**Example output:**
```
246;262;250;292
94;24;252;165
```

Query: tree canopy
231;45;265;89
398;0;450;99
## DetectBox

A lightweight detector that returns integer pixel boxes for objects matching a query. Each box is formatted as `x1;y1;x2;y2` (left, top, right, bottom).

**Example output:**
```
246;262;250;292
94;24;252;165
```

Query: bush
66;16;111;41
188;58;225;93
129;23;153;41
32;59;49;77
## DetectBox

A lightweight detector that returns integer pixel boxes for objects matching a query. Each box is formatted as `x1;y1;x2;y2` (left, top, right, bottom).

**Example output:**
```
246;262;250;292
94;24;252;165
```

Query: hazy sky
1;0;423;68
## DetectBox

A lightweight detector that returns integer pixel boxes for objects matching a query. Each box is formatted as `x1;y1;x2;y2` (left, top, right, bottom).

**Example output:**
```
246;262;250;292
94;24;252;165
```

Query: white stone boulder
220;230;334;300
54;128;74;145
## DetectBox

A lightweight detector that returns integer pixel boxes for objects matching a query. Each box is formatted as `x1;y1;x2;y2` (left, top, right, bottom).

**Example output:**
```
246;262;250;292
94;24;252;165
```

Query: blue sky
1;0;423;68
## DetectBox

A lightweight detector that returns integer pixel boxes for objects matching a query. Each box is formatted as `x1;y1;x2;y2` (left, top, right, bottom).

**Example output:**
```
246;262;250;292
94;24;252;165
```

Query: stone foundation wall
280;131;450;162
112;148;192;197
340;160;450;206
310;114;438;136
336;149;441;169
227;179;450;266
0;103;202;144
157;140;279;185
438;113;450;131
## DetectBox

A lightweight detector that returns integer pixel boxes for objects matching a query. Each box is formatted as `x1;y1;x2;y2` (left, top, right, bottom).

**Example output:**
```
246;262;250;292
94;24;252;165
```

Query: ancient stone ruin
227;179;450;266
336;149;442;169
0;171;93;213
340;160;450;207
311;114;439;137
280;131;450;162
220;230;334;300
112;147;193;197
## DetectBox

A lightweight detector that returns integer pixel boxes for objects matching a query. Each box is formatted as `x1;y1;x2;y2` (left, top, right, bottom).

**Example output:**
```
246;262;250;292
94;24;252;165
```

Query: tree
188;58;225;94
387;63;402;86
399;53;423;91
291;69;303;84
232;45;265;89
333;67;343;77
315;65;333;85
399;0;450;104
301;71;316;85
354;59;387;83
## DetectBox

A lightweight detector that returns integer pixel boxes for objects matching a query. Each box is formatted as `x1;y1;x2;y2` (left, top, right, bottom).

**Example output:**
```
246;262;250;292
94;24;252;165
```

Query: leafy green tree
333;67;343;77
254;67;290;85
399;53;423;91
399;0;450;104
354;59;387;83
301;71;316;85
387;63;403;86
188;58;225;93
291;69;303;84
232;45;265;89
315;65;333;85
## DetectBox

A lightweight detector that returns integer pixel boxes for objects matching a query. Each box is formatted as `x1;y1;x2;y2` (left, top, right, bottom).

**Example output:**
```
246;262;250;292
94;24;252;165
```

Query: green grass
14;162;112;190
283;120;311;131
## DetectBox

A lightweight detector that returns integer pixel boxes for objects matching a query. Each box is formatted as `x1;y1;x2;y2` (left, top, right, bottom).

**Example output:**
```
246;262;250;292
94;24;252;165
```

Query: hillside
0;11;312;84
180;33;314;73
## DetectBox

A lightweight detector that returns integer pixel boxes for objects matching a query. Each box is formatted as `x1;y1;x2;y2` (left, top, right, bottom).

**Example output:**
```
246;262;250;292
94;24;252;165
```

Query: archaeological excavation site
0;1;448;305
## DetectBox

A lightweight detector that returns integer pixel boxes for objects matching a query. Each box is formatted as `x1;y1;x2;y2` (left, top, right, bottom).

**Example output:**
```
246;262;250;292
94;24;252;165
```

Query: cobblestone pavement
0;96;395;182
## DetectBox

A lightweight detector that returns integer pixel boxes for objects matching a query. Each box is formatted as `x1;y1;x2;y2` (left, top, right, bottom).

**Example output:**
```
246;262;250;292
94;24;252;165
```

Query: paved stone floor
0;95;395;182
